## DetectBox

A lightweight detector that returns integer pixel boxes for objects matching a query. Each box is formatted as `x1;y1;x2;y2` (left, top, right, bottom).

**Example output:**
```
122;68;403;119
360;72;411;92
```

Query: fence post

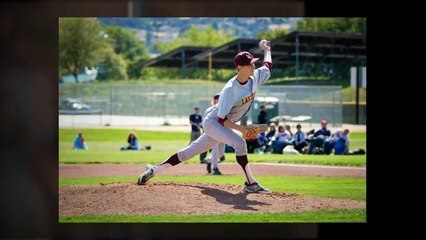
109;85;112;125
356;67;360;124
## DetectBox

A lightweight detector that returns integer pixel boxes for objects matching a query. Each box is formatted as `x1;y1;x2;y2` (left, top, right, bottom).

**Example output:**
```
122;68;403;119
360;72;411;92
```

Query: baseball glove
242;124;268;139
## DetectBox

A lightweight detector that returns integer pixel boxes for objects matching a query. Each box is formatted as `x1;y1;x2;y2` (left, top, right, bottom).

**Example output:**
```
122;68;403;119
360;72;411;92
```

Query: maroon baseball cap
234;51;259;67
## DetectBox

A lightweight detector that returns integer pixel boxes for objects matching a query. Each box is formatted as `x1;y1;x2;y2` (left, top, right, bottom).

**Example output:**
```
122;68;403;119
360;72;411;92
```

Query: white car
59;98;90;111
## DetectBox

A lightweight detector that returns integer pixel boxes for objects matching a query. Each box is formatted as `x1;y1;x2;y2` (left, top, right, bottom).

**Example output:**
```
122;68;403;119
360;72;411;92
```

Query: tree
96;48;128;81
154;25;235;53
104;26;151;79
257;28;291;40
297;18;366;34
59;18;109;83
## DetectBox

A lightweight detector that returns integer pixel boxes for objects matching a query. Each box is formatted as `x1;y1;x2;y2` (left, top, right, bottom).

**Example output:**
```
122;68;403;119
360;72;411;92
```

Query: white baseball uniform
151;63;271;185
202;105;225;169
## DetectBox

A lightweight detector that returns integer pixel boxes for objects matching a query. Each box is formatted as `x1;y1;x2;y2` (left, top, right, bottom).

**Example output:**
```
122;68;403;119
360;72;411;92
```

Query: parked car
59;98;90;111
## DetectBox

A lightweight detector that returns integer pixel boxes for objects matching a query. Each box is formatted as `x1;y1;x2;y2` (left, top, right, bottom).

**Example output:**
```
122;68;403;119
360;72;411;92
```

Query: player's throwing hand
259;39;271;51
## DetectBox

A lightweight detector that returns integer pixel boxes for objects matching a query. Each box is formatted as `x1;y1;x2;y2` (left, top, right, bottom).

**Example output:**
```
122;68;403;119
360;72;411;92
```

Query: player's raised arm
252;39;272;86
259;39;272;65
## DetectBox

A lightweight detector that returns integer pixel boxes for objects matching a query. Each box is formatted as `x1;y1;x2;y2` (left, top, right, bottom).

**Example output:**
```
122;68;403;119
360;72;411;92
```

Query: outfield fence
59;84;344;127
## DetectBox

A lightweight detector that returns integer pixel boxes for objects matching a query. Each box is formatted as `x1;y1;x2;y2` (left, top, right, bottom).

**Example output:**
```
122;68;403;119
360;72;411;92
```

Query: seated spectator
120;133;152;151
308;120;331;154
323;129;350;155
265;123;277;142
285;124;293;137
271;125;292;154
121;133;140;150
291;124;307;153
73;132;88;150
246;132;268;153
224;144;235;153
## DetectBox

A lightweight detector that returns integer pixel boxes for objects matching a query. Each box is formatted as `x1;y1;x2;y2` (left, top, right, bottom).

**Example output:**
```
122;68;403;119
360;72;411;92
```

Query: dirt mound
59;182;365;216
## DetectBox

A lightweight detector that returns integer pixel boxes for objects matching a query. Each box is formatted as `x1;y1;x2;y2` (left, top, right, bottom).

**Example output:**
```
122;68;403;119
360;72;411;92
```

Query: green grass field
60;208;366;223
59;129;366;166
59;128;366;222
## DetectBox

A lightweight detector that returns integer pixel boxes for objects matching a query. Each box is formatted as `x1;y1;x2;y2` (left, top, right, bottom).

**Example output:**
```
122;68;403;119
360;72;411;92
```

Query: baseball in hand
259;39;270;50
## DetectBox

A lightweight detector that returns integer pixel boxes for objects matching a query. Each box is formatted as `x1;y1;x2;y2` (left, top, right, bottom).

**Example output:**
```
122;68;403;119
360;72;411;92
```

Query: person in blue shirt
308;120;331;154
121;133;140;150
323;129;350;155
189;107;203;143
73;132;88;150
291;124;307;153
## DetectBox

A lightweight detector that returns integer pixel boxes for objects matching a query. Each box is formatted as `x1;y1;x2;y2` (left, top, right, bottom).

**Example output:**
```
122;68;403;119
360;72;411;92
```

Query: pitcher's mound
59;182;365;216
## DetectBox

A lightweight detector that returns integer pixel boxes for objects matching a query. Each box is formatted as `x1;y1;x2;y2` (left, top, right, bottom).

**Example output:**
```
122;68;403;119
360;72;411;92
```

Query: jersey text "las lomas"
241;93;255;104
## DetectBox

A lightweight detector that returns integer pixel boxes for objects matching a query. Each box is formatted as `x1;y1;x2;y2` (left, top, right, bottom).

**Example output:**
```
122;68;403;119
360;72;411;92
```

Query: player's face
246;63;255;75
240;63;255;75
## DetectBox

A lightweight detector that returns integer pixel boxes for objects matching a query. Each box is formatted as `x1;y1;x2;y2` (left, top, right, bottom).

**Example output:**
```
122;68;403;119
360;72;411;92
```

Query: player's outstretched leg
137;134;217;185
137;164;154;185
137;153;180;185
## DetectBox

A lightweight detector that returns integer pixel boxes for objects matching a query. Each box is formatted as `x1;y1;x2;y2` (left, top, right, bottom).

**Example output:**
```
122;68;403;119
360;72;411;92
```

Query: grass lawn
60;175;366;201
59;208;366;223
60;129;366;166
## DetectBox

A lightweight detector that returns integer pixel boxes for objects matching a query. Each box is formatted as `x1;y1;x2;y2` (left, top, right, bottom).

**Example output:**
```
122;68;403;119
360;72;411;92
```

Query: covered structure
251;31;366;78
141;31;366;79
141;46;212;78
191;38;259;69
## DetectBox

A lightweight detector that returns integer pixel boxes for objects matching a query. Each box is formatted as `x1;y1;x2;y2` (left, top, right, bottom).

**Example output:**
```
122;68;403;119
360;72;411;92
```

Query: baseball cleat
212;167;222;175
219;156;226;162
207;163;212;174
243;181;272;194
137;164;154;185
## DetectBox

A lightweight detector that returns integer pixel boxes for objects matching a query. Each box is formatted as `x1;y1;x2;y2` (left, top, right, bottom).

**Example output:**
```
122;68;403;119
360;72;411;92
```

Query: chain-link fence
59;84;343;127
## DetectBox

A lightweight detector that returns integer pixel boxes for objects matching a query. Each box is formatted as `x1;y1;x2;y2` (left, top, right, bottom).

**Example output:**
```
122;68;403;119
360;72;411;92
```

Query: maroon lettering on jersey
241;92;256;104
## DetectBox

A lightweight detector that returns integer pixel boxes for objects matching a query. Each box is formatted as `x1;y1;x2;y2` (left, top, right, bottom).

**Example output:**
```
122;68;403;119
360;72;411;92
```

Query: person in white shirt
271;125;292;153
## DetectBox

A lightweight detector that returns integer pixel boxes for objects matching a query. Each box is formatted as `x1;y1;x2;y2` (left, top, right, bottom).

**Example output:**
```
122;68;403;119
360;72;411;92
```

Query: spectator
308;120;331;154
189;107;207;163
246;132;268;154
323;129;350;155
271;125;292;154
121;133;140;150
263;123;277;153
265;123;276;141
285;124;293;137
258;104;267;124
292;124;307;153
73;132;88;150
